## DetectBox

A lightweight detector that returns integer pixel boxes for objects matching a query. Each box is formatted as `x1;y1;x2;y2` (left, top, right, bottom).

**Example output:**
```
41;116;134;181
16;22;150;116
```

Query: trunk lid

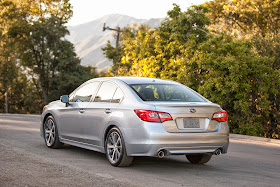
151;102;222;133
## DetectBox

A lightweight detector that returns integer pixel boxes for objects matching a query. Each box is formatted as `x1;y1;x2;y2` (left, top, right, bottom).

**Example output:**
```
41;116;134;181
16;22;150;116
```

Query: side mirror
60;95;69;107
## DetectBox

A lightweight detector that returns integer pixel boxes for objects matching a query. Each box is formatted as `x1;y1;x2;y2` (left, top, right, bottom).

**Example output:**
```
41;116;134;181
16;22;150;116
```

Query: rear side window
70;82;100;102
111;88;124;103
94;82;118;102
130;84;206;102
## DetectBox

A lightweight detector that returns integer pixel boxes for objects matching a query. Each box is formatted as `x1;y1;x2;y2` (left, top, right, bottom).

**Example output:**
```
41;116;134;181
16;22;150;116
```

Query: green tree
102;24;142;76
103;4;280;138
48;41;99;102
195;35;280;138
0;0;28;113
15;0;73;104
203;0;280;138
204;0;280;70
0;0;99;113
117;5;210;89
205;0;279;37
102;40;123;75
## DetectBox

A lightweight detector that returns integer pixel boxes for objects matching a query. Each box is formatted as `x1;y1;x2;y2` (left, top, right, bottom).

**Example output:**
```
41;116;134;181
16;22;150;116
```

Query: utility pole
102;23;122;47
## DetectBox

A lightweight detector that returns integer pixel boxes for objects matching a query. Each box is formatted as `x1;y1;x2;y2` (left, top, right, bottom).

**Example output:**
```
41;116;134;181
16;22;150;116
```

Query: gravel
0;144;136;187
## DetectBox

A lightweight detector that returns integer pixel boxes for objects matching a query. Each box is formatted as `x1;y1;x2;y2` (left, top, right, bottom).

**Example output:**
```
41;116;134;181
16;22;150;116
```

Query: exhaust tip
214;148;222;155
157;150;165;158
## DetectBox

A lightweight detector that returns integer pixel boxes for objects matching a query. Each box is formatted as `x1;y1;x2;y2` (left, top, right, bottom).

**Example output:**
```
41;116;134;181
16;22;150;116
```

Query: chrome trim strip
60;137;103;148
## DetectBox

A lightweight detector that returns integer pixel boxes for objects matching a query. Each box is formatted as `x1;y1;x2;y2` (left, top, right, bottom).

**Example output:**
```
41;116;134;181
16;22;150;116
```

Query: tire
43;115;63;149
186;154;212;164
105;127;133;167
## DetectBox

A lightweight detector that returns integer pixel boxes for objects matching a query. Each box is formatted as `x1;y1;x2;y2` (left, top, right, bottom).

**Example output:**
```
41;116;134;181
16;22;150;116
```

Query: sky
68;0;208;26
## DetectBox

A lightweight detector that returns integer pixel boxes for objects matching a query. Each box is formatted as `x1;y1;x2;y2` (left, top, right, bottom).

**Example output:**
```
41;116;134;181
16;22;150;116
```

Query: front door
59;81;100;142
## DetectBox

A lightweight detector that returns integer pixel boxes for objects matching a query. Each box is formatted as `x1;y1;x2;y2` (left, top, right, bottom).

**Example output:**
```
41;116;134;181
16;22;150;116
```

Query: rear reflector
212;110;228;122
134;110;173;123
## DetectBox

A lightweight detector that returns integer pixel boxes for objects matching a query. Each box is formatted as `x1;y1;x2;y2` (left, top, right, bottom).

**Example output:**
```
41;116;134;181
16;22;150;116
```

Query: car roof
97;77;179;85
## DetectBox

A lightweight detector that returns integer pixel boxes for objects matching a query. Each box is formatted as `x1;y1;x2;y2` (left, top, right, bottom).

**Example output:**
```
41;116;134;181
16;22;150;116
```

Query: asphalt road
0;114;279;187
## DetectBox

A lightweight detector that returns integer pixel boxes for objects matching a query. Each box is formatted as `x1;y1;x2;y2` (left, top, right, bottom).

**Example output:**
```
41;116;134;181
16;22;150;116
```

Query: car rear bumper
123;122;229;156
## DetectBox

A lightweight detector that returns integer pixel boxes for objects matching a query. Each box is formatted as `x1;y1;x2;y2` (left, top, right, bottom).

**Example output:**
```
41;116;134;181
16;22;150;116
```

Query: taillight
42;105;48;112
134;110;172;123
212;110;228;122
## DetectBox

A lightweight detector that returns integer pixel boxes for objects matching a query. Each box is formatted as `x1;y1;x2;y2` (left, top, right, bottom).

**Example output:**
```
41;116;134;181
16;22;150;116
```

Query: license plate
183;118;200;128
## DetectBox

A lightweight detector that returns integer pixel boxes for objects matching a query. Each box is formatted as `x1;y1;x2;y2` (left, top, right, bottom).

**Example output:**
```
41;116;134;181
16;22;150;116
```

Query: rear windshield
130;84;206;102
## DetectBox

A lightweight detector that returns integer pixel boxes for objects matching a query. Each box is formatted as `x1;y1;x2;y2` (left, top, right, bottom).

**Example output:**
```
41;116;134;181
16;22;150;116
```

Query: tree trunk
41;86;48;105
4;77;8;113
39;72;48;105
4;88;8;113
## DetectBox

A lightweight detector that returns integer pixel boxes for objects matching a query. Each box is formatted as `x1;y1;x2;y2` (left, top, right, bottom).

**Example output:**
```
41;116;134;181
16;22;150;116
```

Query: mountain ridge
67;14;163;70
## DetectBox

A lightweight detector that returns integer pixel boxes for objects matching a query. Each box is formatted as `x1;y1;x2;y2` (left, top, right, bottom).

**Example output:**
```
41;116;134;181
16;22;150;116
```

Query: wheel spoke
107;144;114;149
112;133;117;143
115;150;119;160
115;148;121;158
47;120;52;129
50;134;55;144
47;134;51;143
116;137;121;145
112;149;116;161
109;135;114;144
45;129;51;134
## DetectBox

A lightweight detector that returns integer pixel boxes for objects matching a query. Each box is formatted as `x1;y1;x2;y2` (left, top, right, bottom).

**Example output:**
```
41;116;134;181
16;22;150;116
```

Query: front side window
130;84;206;102
94;82;118;102
70;82;100;102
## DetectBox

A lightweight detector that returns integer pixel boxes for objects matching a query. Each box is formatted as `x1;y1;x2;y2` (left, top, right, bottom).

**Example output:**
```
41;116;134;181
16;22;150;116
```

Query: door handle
79;109;85;113
105;108;111;114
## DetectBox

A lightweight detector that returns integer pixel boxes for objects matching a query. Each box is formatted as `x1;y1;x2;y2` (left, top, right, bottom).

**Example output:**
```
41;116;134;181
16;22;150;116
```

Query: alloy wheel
44;118;56;147
106;131;122;164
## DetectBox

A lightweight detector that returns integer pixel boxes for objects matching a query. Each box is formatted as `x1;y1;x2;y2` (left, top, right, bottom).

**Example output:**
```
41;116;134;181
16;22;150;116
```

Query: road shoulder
230;133;280;147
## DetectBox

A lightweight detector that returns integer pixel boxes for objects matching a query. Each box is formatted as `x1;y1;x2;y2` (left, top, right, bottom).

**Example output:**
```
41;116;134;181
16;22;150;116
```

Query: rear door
81;81;122;147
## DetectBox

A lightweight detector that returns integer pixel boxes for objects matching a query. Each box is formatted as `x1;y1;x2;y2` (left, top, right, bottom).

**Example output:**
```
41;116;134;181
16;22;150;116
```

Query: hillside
67;14;162;70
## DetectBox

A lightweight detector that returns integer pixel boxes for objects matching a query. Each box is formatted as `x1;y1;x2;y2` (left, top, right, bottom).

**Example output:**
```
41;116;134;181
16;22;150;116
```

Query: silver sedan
41;77;229;167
